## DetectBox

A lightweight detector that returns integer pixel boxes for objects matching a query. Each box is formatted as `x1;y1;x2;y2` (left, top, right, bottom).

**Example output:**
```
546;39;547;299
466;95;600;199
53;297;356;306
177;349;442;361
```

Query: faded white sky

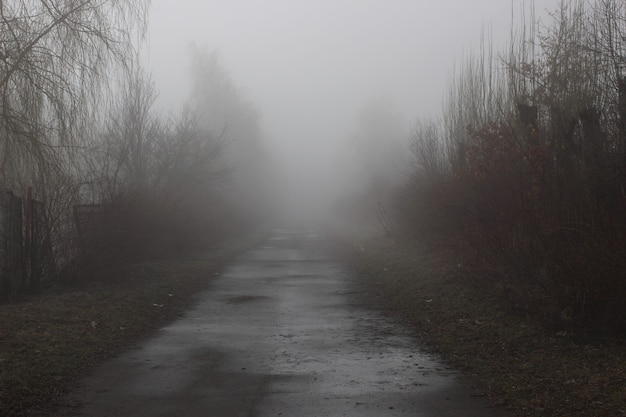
143;0;559;221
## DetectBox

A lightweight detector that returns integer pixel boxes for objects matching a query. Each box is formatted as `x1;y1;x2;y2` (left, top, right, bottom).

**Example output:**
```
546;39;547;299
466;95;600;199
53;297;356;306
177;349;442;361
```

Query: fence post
30;199;55;289
23;187;32;291
0;191;23;299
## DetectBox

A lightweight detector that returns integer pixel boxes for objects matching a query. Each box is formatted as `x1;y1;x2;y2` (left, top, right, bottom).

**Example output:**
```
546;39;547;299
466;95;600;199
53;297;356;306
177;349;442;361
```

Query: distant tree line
0;1;273;289
400;0;626;335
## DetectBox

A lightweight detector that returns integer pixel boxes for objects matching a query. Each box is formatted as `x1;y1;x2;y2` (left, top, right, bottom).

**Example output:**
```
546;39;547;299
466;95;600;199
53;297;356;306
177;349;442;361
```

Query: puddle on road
224;295;269;304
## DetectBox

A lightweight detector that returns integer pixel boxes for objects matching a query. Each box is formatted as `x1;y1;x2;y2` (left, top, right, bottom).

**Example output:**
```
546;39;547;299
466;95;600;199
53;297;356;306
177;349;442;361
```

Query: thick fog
143;0;558;226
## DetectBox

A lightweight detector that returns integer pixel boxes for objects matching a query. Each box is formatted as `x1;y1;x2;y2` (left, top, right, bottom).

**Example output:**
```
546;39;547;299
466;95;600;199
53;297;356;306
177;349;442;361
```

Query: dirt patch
343;237;626;417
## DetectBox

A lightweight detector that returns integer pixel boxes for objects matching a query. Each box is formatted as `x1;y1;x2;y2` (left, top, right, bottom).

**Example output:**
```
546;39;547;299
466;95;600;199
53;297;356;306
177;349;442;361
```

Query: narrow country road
61;229;507;417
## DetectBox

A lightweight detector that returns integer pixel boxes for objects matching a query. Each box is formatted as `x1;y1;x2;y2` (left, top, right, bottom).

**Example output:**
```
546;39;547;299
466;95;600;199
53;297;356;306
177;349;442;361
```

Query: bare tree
184;46;274;220
444;30;510;171
96;65;161;200
0;0;150;188
152;111;225;200
409;118;448;181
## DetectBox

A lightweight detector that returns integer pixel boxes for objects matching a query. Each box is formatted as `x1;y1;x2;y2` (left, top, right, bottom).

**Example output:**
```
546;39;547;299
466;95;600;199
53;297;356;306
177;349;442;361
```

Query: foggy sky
143;0;559;221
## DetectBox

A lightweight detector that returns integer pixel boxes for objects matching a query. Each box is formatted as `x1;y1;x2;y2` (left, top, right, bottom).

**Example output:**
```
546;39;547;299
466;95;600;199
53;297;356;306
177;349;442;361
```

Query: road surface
61;229;508;417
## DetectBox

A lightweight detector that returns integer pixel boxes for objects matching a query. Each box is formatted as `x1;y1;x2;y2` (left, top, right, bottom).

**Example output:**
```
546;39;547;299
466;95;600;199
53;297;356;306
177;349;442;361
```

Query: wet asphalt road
63;229;507;417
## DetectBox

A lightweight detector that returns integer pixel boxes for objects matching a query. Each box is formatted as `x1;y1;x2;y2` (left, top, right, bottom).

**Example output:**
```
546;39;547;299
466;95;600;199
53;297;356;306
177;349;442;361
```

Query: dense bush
401;0;626;336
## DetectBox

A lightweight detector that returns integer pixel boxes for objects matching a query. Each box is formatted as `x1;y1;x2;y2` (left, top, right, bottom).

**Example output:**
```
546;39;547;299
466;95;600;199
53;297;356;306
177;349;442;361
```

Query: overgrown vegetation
399;0;626;337
347;238;626;417
74;52;270;275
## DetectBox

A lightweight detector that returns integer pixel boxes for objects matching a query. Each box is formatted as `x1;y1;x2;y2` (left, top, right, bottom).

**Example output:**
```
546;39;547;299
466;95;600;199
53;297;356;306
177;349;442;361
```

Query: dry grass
0;235;261;417
346;237;626;417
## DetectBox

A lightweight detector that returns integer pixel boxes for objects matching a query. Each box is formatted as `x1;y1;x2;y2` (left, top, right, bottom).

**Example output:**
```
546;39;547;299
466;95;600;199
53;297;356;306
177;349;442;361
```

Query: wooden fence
0;189;55;299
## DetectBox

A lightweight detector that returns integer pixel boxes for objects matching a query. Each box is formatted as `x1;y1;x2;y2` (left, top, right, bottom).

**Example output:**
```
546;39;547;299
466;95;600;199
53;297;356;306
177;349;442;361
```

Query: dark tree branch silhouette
0;0;150;186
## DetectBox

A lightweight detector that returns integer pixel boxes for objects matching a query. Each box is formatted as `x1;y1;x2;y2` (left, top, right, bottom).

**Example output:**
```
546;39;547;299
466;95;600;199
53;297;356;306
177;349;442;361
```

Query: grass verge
345;237;626;417
0;233;264;417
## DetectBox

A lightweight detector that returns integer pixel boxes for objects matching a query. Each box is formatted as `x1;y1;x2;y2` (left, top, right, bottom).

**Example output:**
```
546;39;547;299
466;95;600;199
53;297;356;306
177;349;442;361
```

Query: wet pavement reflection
64;229;508;417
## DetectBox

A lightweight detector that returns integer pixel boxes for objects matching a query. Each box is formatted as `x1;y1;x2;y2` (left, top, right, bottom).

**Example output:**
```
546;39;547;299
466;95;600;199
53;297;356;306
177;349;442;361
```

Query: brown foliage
401;0;626;335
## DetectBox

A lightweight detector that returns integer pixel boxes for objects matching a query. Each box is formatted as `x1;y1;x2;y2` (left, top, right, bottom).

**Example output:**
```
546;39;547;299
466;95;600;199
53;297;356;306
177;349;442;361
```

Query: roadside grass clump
347;237;626;417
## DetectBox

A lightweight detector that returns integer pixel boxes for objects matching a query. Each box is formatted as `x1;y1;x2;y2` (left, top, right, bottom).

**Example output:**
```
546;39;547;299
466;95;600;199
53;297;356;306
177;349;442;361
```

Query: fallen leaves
347;238;626;417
